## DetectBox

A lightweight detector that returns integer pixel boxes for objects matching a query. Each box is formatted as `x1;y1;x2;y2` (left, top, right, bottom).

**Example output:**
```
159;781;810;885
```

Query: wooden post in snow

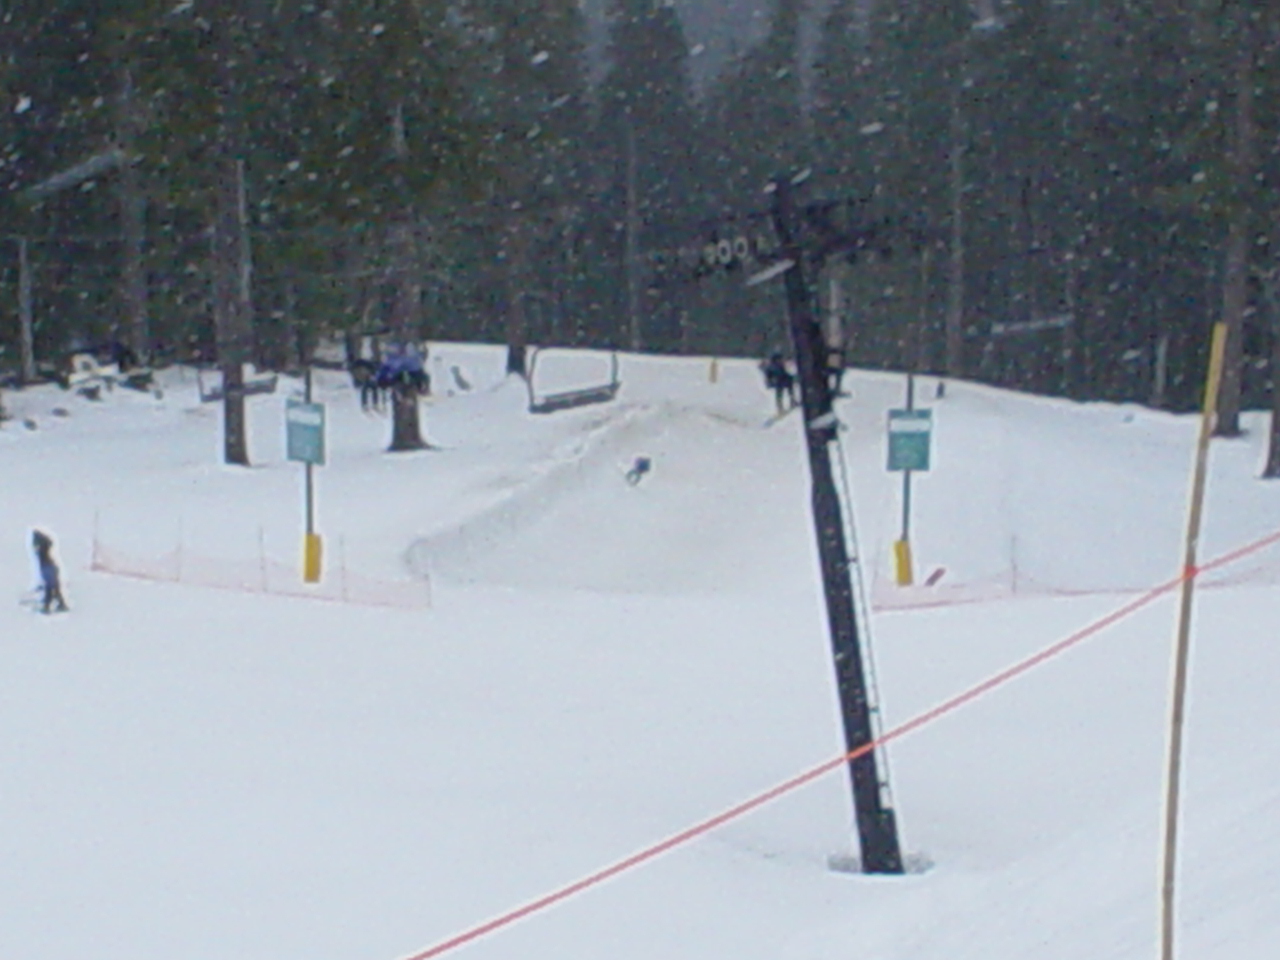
1159;320;1228;960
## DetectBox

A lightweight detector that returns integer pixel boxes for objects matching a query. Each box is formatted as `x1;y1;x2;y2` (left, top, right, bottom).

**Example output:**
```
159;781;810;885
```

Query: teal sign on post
887;409;932;472
286;399;326;466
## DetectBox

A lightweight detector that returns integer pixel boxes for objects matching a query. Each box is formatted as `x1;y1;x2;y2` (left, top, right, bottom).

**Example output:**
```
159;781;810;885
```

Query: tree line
2;0;1279;464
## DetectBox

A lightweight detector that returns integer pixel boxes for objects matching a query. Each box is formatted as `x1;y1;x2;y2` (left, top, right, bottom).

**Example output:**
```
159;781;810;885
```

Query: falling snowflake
531;51;550;66
15;95;31;115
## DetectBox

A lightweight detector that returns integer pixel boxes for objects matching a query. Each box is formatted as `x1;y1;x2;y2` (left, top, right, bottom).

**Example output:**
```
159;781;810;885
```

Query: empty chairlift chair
525;349;621;415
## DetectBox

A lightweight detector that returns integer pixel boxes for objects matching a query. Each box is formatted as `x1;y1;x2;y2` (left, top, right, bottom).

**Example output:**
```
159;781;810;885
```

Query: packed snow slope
1;345;1278;960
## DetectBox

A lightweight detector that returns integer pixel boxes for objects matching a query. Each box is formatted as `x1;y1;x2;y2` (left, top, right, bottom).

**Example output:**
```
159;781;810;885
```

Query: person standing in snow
31;530;68;613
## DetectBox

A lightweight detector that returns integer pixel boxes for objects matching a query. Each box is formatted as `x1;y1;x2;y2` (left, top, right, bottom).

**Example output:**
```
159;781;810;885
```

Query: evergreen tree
596;0;699;351
256;0;476;451
704;0;806;211
455;0;591;373
4;2;119;333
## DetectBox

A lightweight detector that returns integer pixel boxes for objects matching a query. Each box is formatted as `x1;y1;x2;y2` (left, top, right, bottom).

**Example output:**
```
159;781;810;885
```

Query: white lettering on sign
888;418;931;434
287;406;323;427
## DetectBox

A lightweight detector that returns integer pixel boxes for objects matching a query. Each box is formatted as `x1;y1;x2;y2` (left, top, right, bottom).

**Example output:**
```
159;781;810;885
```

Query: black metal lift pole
769;175;905;874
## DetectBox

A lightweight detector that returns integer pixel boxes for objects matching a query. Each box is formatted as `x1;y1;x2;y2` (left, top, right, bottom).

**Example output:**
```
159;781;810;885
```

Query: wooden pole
1159;320;1228;960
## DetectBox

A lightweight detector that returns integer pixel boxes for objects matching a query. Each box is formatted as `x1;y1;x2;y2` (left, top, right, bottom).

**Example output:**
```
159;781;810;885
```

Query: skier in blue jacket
32;530;68;613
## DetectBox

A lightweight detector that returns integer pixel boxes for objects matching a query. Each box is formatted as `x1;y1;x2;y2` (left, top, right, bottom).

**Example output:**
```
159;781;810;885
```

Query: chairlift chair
197;368;280;403
525;349;621;415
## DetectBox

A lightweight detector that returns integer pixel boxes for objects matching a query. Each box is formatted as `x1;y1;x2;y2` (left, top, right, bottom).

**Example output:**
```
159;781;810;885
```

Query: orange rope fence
398;527;1280;960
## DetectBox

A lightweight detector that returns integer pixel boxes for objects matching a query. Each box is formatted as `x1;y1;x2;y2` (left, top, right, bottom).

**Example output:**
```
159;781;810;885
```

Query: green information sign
887;408;932;472
286;398;326;466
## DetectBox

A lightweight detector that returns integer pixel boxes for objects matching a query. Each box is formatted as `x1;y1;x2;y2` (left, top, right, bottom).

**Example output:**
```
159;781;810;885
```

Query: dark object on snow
625;456;652;486
22;418;37;431
761;352;798;413
31;530;68;613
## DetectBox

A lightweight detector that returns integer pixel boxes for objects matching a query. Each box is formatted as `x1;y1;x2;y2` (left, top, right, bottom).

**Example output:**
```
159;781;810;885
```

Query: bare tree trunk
1265;329;1280;478
945;79;966;383
505;218;529;377
1259;270;1280;478
916;244;932;373
214;178;250;465
213;9;249;465
1215;30;1256;438
116;63;149;363
18;237;36;384
238;158;254;351
1063;251;1080;398
624;120;642;353
287;279;308;371
1152;332;1171;410
387;216;427;452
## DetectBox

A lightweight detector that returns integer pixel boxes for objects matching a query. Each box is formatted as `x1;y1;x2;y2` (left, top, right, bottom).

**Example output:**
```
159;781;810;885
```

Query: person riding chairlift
761;352;797;413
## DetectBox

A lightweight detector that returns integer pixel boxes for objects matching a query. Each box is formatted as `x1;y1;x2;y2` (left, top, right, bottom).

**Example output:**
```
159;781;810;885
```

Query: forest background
3;0;1280;434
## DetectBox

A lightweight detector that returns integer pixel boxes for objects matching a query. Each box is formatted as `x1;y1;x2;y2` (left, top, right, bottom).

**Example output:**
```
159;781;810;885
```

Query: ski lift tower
763;172;910;874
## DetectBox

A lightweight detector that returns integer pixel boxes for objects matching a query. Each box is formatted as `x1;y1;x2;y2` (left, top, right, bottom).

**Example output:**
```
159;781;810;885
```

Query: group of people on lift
349;341;430;411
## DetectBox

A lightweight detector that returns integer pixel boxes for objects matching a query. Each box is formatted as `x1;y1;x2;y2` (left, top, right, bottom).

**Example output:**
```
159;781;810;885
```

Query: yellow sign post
888;374;931;586
286;368;326;584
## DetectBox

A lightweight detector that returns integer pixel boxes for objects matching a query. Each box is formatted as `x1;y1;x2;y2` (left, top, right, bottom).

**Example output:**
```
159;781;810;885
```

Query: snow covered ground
1;345;1278;960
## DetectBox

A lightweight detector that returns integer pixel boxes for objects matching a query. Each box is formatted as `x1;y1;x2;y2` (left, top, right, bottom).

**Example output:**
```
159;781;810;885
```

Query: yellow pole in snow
1159;321;1227;960
303;532;323;584
893;539;914;586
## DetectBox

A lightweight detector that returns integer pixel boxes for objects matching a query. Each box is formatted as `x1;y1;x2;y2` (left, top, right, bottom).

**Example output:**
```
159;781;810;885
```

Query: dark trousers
41;576;67;613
